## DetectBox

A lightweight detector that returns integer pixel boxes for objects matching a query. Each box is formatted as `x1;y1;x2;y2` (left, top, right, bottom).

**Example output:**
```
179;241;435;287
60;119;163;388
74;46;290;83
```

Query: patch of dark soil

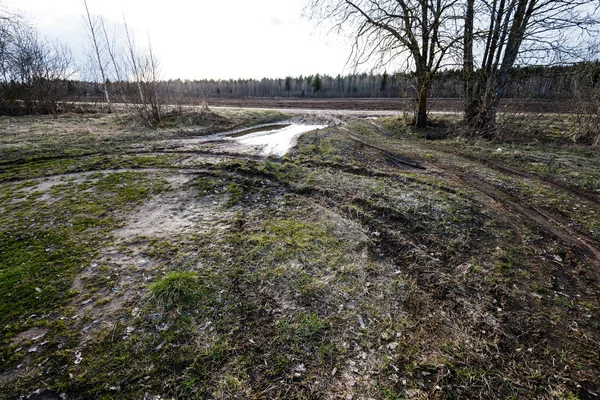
207;97;577;113
28;391;62;400
225;124;291;138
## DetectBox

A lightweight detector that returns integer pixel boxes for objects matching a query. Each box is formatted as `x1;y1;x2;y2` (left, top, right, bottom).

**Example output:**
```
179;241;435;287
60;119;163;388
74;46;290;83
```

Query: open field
206;98;581;114
1;109;599;399
72;97;585;114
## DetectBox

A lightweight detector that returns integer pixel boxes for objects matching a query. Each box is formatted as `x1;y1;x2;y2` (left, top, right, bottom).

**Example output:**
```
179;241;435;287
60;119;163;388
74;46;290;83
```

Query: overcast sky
8;0;359;80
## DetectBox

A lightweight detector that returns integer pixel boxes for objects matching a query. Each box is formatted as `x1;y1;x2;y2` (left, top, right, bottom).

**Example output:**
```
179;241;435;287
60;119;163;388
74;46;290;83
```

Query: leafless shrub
494;112;563;143
161;80;196;115
83;1;163;127
570;62;600;145
0;16;74;116
490;63;600;145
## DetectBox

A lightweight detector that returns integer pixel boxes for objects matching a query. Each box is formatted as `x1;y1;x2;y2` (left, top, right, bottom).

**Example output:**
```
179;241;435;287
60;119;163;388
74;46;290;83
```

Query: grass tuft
149;271;200;310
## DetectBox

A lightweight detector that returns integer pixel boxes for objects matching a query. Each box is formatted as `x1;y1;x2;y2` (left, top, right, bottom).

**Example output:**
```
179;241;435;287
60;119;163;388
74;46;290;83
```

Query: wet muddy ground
1;109;599;399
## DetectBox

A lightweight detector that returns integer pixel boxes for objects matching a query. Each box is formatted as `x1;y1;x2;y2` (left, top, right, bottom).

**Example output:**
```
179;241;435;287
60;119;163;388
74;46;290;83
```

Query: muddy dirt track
340;124;600;274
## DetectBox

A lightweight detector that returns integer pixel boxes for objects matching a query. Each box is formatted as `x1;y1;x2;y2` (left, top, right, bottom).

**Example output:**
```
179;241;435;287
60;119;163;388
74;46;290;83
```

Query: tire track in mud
431;146;600;206
339;127;426;170
417;145;600;271
3;167;211;183
455;172;600;270
0;162;274;185
341;130;600;273
367;120;600;207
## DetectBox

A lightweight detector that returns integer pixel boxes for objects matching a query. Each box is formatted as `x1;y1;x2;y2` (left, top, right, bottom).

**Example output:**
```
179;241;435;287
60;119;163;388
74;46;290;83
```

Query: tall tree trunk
479;87;499;136
415;70;428;128
83;0;110;109
416;85;428;128
468;75;499;136
463;0;476;125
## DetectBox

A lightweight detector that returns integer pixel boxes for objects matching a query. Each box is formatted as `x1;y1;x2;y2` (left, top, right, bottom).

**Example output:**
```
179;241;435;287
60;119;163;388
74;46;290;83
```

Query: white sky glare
9;0;354;80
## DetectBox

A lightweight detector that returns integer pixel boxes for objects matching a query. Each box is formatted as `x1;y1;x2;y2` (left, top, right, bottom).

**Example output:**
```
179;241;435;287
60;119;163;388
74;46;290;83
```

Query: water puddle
229;124;327;156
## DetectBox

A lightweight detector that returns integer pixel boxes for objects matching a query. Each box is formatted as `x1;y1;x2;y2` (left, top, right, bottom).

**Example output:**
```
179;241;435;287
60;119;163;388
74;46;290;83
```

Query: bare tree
0;19;73;115
463;0;600;135
81;3;163;126
120;20;162;126
0;6;21;111
82;0;110;109
306;0;462;127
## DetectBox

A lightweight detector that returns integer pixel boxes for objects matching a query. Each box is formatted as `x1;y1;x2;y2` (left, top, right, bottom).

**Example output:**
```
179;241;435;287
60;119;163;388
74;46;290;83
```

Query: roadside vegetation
1;108;598;398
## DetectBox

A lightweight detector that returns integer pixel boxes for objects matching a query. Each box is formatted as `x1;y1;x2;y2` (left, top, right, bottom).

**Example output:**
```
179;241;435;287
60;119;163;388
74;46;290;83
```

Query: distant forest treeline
68;62;600;101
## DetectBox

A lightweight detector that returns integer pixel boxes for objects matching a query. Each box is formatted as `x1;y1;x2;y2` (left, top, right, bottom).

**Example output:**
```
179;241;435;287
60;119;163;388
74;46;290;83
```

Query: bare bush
570;62;600;145
83;1;163;127
0;17;73;115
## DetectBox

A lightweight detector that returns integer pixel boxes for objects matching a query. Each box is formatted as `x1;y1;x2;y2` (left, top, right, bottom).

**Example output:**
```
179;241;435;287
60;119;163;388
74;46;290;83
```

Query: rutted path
429;144;600;206
340;126;600;276
0;151;266;183
456;172;600;270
